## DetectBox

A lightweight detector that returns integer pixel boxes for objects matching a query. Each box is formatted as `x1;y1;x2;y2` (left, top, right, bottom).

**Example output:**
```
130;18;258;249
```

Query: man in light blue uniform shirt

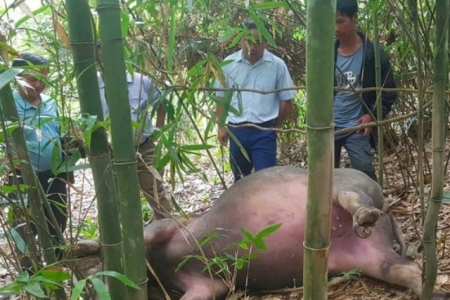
215;20;297;181
98;67;172;219
9;53;68;263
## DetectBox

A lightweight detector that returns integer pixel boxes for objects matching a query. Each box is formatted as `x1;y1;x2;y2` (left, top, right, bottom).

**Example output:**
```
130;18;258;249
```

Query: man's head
335;0;358;41
240;20;268;64
12;53;49;99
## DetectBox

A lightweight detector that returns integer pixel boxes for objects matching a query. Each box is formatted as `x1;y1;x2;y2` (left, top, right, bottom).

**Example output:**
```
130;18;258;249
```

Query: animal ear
143;219;181;245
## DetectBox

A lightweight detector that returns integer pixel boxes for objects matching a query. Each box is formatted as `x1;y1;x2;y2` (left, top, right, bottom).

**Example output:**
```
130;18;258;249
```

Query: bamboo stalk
421;1;449;298
96;0;148;298
0;84;66;299
372;0;384;186
410;0;426;223
303;1;335;299
65;0;125;299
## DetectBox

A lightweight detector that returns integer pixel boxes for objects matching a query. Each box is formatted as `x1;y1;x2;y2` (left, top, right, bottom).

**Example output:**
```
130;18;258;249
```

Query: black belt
228;119;275;128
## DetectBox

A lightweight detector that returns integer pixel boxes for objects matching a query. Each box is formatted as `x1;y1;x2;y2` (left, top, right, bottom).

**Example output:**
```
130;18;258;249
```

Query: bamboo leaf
9;226;28;254
0;281;21;294
18;2;34;18
16;271;30;283
95;271;140;289
15;5;50;28
167;4;176;73
180;144;213;151
252;237;267;250
255;223;282;239
53;20;71;50
24;282;47;298
30;276;61;290
240;228;255;241
70;279;87;300
38;269;71;282
91;277;111;300
0;42;19;56
252;2;288;10
121;11;131;37
0;68;22;90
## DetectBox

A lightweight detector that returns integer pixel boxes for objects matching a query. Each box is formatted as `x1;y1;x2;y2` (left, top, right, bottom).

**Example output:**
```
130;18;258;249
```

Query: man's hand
355;114;374;136
218;127;228;146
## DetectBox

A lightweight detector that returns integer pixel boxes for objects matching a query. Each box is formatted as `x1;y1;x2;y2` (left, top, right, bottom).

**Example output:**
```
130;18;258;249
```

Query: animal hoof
353;207;383;238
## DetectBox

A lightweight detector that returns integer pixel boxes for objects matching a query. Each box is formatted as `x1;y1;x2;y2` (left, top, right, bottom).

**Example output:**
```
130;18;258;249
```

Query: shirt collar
98;72;133;87
235;49;273;65
14;90;48;110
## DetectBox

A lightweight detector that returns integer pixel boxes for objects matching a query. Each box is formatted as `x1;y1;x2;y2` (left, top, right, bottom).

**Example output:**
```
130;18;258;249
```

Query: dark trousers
11;170;68;244
335;131;377;181
229;120;277;181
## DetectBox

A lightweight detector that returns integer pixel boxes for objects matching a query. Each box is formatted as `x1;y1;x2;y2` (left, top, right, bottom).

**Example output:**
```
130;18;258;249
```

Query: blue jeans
335;131;377;181
229;121;277;181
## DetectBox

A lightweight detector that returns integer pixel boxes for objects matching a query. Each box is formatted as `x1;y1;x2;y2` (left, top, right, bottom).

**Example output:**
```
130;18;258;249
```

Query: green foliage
336;268;362;278
176;223;281;281
78;216;99;239
140;195;153;222
70;271;139;300
239;223;282;251
0;269;71;298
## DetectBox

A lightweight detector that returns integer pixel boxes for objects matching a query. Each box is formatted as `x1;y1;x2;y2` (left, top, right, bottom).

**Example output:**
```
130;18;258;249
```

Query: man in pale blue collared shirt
215;20;297;181
9;53;68;264
98;69;172;220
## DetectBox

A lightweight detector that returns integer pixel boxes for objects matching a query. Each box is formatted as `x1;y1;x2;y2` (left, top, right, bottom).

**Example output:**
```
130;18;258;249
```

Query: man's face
240;28;267;63
19;68;48;98
335;12;357;40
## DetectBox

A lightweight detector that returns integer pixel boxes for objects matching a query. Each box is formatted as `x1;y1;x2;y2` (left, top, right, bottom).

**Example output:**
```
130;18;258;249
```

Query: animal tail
382;203;406;257
389;213;406;257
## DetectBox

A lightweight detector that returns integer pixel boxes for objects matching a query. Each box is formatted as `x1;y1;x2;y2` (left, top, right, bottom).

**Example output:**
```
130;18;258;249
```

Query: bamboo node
101;241;123;248
89;152;112;160
136;278;149;286
302;242;330;252
113;160;138;166
305;124;334;131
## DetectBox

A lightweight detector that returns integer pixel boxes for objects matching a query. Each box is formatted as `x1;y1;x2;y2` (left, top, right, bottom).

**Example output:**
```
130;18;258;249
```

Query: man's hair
336;0;358;18
12;52;49;68
243;19;270;31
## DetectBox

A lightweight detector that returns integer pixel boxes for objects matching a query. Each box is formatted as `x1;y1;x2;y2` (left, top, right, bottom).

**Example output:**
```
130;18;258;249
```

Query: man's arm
216;98;228;146
155;103;166;128
379;51;397;117
276;100;292;128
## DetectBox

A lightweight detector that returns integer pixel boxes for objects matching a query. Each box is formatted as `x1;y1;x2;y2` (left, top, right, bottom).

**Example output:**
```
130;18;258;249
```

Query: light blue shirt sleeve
276;60;297;101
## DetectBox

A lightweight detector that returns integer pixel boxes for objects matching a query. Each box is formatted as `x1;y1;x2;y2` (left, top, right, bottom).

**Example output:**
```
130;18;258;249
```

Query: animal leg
179;276;230;300
334;190;383;238
360;250;422;297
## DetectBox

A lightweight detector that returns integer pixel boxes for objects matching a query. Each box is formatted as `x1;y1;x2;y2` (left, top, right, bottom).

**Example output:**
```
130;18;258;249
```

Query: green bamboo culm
372;0;383;187
303;1;336;299
420;0;449;299
0;84;66;300
65;0;125;299
96;0;148;298
410;0;426;223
